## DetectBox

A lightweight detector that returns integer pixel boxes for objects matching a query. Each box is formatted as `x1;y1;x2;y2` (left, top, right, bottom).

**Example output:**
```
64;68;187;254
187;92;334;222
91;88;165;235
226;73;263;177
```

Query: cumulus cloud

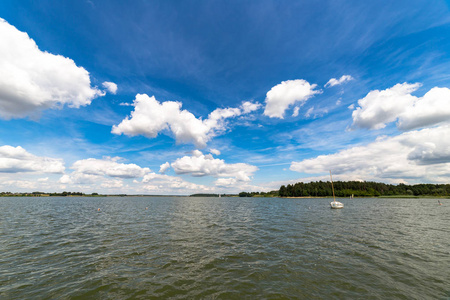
0;155;218;195
112;94;257;147
290;125;450;183
214;177;271;193
55;171;212;195
263;79;321;119
100;179;124;189
0;145;65;173
59;172;101;185
210;148;221;156
325;75;354;88
102;81;118;94
352;83;450;131
58;157;151;188
214;177;238;186
159;162;170;174
59;174;72;184
398;86;450;130
1;179;38;190
142;172;211;193
240;101;261;114
351;83;420;130
0;18;105;119
171;150;258;181
70;157;150;179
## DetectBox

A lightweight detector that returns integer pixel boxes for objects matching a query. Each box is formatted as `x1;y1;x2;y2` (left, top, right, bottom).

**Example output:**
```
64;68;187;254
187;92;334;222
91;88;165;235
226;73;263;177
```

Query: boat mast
330;170;336;202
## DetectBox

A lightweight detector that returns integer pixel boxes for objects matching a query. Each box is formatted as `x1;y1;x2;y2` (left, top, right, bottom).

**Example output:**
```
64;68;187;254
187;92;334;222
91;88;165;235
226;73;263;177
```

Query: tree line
0;191;100;197
278;181;450;197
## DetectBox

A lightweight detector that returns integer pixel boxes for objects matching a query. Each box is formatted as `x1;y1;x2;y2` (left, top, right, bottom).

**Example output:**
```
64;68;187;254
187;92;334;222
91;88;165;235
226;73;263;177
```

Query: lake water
1;197;449;299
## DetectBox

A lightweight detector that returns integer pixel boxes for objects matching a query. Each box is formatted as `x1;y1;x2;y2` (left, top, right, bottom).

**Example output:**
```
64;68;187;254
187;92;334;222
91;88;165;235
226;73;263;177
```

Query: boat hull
330;201;344;209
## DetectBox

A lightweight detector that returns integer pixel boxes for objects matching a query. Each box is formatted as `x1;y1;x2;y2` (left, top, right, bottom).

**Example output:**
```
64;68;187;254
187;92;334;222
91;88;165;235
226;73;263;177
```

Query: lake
1;197;448;299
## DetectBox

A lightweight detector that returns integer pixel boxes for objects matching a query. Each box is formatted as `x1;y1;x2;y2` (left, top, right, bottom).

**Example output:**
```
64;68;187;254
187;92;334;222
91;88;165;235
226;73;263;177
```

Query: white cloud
304;107;314;118
100;179;124;189
1;179;38;190
352;83;450;131
398;87;450;130
53;171;212;195
240;101;261;114
325;75;354;88
0;145;65;173
192;149;203;157
290;125;450;183
159;162;170;174
112;94;256;147
70;157;150;179
141;172;211;194
0;157;215;195
0;18;104;119
292;107;300;117
59;172;103;185
214;177;271;193
214;177;238;186
351;83;420;130
210;148;221;156
59;174;72;184
171;150;258;181
263;79;321;119
102;81;118;94
57;157;151;189
204;107;242;134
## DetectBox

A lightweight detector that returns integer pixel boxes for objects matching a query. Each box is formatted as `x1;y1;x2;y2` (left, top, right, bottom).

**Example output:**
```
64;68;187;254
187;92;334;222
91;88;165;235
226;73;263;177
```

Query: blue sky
1;0;450;194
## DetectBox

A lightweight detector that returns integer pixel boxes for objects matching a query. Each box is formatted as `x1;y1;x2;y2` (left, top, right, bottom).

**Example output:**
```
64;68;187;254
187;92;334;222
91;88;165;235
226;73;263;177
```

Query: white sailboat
330;171;344;209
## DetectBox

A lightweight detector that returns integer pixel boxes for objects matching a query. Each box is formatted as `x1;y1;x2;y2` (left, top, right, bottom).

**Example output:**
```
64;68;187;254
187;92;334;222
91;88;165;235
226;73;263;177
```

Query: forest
278;181;450;197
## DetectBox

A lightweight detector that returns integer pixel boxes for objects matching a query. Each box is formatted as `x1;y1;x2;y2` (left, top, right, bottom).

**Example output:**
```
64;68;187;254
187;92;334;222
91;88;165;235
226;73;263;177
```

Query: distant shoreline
284;195;449;199
1;195;448;199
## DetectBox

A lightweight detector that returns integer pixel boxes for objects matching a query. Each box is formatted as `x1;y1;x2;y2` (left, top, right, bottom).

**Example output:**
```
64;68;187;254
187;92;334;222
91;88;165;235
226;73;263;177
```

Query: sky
1;0;450;195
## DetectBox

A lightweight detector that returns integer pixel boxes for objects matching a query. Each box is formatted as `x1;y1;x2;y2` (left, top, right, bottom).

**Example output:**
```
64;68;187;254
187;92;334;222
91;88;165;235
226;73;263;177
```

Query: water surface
1;197;449;299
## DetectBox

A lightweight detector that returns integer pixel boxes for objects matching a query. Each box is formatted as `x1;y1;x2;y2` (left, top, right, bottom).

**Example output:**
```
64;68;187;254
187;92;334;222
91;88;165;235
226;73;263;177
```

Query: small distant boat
330;171;344;209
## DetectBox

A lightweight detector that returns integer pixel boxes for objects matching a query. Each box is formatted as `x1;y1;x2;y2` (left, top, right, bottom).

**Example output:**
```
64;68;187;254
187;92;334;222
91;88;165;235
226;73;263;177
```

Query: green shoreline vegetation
1;182;450;198
277;181;450;198
0;191;103;197
0;192;193;197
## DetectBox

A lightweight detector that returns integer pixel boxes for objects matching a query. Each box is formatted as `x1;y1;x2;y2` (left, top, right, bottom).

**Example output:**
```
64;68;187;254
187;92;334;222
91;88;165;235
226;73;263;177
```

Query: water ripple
0;197;449;299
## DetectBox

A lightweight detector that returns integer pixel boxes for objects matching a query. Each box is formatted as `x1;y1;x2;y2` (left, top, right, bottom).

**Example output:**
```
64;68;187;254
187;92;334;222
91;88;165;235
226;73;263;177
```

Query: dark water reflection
1;197;449;299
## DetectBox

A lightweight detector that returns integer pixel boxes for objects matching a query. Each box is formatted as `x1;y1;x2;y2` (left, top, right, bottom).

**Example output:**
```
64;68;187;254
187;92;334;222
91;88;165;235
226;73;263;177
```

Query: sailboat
330;171;344;209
